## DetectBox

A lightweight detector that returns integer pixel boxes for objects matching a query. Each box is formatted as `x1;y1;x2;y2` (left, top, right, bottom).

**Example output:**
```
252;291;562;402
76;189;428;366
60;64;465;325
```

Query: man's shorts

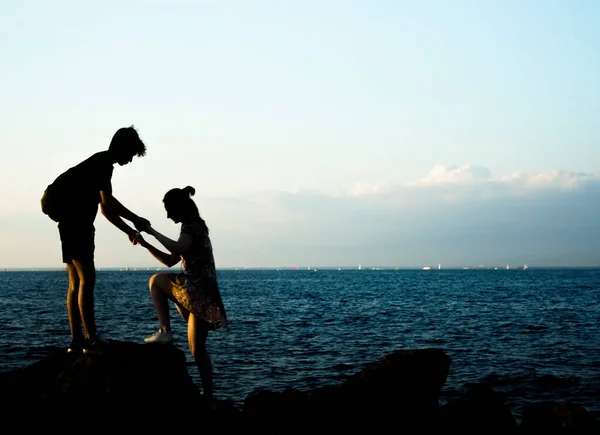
58;221;95;264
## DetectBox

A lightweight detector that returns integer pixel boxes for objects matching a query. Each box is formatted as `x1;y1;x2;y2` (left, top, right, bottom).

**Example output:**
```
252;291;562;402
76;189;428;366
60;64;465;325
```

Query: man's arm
100;203;138;238
100;190;150;230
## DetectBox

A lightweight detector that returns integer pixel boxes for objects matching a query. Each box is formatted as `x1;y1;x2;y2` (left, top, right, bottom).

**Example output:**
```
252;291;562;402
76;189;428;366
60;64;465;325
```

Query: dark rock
2;343;596;435
519;401;599;434
243;348;451;434
0;339;244;434
436;385;519;434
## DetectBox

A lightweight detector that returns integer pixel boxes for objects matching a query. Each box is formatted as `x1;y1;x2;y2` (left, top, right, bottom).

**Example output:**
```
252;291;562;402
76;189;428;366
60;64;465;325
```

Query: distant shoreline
2;266;600;272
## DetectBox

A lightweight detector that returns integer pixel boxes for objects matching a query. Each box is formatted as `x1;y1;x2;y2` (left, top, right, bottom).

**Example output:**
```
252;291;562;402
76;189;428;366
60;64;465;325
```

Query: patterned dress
166;222;228;330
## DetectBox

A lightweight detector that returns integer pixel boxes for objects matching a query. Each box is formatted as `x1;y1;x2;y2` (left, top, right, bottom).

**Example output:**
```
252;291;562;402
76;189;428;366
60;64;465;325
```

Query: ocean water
1;268;599;420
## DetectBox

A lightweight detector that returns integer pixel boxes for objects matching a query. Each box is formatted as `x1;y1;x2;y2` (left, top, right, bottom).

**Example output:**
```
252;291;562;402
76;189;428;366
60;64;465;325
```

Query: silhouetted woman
134;186;227;407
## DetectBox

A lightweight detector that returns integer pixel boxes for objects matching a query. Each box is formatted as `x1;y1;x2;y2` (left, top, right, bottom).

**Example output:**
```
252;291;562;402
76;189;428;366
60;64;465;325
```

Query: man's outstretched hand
134;217;151;232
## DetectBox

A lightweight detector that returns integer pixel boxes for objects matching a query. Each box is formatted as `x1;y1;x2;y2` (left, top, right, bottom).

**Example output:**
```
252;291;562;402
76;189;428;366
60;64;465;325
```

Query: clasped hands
128;216;152;246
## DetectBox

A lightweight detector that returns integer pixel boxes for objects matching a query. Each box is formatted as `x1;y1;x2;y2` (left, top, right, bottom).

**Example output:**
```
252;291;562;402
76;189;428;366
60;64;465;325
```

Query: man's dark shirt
54;151;114;224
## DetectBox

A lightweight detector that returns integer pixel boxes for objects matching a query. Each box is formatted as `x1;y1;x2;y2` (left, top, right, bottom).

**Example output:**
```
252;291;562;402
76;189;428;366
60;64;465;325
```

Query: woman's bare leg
175;303;190;322
188;314;212;403
147;275;213;403
148;273;175;332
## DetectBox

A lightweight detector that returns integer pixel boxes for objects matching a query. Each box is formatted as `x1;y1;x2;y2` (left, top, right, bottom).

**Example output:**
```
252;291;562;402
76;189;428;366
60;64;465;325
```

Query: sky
1;0;599;269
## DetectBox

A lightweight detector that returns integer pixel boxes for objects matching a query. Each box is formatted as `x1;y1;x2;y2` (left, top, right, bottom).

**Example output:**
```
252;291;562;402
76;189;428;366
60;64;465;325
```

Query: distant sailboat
523;264;528;270
358;264;362;270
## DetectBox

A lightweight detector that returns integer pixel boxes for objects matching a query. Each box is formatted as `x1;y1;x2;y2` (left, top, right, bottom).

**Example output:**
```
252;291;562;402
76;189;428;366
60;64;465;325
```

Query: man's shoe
144;328;174;344
82;335;112;355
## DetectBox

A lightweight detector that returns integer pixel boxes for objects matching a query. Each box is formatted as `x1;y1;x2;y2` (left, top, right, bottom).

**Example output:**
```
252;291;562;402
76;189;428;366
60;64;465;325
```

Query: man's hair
109;125;146;157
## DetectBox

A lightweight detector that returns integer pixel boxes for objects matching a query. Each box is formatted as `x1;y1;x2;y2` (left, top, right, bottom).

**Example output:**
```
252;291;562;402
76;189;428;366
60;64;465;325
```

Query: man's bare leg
72;259;97;340
66;263;83;341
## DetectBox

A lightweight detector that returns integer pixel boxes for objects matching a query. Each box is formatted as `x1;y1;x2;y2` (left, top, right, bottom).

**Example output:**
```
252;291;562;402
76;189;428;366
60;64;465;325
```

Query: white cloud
346;181;391;196
410;164;492;186
215;164;600;267
497;170;598;191
4;164;600;268
407;164;597;188
398;164;600;199
337;165;600;205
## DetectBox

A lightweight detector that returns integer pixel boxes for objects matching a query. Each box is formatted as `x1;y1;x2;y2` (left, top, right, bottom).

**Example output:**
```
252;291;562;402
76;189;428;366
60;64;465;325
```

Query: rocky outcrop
0;340;222;433
519;401;599;434
0;341;597;434
244;347;451;433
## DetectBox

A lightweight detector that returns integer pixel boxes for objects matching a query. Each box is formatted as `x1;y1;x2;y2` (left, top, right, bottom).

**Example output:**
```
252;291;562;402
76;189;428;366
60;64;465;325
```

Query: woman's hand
132;232;148;247
128;231;140;245
134;216;151;233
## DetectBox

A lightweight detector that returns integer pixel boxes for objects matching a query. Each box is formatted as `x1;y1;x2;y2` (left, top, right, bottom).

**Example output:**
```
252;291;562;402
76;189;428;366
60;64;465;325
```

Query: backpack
40;171;72;222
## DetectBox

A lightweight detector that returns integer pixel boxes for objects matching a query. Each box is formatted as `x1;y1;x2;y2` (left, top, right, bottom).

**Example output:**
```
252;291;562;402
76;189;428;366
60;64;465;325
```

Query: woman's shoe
143;328;174;344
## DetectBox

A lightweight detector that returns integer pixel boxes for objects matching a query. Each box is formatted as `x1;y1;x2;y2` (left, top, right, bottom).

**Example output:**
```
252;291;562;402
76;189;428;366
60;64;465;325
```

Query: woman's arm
135;234;181;268
146;226;193;255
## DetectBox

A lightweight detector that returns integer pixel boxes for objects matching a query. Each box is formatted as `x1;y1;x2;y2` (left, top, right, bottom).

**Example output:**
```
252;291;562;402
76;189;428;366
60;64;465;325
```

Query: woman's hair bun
183;186;195;197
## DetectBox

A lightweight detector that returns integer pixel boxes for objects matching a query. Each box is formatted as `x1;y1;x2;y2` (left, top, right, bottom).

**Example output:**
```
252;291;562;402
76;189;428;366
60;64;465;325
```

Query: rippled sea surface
1;268;599;420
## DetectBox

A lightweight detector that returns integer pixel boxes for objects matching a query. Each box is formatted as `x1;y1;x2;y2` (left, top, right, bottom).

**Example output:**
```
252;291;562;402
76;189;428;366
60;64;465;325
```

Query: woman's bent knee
149;273;160;289
149;273;168;290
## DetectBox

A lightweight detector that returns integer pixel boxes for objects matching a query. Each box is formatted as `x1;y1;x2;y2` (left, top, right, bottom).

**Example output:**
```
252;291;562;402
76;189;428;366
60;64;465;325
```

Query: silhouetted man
41;125;150;354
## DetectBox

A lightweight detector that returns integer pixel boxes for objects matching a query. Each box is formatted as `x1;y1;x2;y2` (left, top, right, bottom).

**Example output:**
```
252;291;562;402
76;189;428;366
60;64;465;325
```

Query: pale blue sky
1;1;599;268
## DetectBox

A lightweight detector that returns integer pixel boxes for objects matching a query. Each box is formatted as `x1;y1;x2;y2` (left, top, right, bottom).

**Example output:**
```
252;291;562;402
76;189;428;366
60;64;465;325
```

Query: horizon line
2;265;600;271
